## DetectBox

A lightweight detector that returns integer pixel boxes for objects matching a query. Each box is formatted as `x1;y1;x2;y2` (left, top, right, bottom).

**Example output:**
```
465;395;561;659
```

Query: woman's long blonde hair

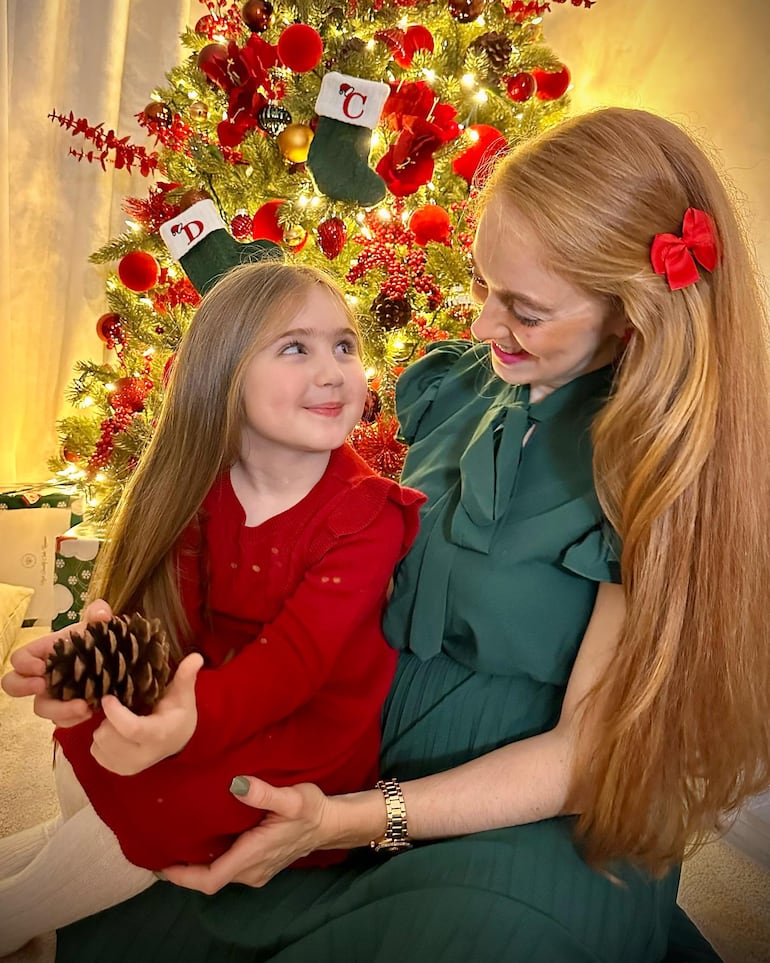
88;261;356;661
481;107;770;874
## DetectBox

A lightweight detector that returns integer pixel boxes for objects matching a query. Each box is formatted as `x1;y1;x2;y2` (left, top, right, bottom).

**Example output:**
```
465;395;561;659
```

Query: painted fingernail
230;775;250;797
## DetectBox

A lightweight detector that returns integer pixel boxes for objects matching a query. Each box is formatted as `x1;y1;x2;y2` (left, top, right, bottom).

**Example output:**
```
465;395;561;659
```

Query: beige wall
546;0;770;283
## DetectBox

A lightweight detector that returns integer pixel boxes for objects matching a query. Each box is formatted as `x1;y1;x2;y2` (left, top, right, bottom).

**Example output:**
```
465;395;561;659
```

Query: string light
80;397;95;408
474;90;489;104
461;73;476;90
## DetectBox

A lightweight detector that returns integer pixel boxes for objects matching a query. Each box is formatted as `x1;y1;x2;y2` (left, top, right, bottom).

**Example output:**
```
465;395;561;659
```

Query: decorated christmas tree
50;0;595;525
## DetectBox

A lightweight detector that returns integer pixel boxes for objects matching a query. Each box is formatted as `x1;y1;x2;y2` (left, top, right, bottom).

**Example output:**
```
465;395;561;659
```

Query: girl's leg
0;753;89;879
0;794;155;955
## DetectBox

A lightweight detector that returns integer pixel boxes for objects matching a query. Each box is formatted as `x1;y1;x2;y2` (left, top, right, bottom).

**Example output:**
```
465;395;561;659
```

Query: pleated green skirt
57;652;719;962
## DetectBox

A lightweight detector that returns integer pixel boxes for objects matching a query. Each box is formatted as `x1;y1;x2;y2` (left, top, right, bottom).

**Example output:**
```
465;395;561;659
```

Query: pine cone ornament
45;614;171;713
468;32;513;82
371;293;412;330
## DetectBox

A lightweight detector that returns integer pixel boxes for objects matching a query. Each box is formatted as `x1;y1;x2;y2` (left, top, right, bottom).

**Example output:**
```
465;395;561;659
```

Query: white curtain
0;0;195;482
1;0;768;483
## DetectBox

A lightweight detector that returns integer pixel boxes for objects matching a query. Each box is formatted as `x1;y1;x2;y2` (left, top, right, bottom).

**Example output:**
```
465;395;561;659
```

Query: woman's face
470;195;626;402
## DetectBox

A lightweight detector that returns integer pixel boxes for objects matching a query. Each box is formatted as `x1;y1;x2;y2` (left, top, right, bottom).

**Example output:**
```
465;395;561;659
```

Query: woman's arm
163;581;624;893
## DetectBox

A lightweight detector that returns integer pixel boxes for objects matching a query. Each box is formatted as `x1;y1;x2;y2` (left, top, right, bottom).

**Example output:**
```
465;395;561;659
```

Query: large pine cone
45;614;171;712
371;293;412;330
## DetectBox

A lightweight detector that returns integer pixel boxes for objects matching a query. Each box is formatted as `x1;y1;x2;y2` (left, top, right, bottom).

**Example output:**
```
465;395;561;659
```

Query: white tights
0;755;155;957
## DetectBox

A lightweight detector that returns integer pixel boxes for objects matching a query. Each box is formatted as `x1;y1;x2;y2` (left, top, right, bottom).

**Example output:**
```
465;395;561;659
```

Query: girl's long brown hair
88;261;357;661
481;107;770;874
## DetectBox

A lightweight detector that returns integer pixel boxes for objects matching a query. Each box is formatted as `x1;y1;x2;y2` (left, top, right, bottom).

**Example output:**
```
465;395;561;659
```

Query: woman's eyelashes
470;272;543;328
511;310;543;328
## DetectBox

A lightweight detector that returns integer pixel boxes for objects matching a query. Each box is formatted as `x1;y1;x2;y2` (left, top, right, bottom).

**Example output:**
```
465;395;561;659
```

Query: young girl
0;261;424;954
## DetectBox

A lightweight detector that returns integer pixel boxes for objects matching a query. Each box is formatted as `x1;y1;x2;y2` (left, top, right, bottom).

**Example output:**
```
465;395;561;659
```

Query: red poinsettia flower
214;34;279;147
376;149;434;196
376;81;460;196
229;33;279;89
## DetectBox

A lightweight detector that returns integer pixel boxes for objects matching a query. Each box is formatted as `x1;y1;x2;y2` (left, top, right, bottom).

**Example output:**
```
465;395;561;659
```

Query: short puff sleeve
560;519;622;585
395;340;471;445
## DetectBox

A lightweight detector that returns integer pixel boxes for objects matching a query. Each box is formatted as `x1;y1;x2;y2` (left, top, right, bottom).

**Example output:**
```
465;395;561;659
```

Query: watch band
370;778;412;854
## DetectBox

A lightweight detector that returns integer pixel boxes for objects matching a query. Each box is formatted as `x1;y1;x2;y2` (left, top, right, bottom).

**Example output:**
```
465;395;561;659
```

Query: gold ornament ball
277;124;314;164
188;101;209;121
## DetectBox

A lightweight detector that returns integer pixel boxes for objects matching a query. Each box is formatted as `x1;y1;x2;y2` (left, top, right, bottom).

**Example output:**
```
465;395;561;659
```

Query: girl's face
240;285;367;460
470;195;626;402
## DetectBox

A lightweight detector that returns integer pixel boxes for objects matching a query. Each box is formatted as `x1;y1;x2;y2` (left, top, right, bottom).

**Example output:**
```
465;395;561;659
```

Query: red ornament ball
409;205;452;246
317;217;347;259
197;43;229;88
504;72;536;103
251;199;286;243
61;447;80;464
242;0;274;33
277;24;324;73
532;65;571;101
118;251;160;292
95;313;124;345
452;125;507;185
406;25;434;58
231;211;252;239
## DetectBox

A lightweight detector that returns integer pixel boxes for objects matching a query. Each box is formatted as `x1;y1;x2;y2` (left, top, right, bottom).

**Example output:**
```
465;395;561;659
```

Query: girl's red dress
55;444;424;870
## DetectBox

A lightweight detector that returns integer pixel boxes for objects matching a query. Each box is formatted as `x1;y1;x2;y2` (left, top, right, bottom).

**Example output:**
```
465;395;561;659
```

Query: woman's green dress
57;342;719;962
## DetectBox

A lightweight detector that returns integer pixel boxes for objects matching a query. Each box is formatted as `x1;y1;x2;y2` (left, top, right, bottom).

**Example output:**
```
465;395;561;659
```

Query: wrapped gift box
0;482;84;624
52;523;104;631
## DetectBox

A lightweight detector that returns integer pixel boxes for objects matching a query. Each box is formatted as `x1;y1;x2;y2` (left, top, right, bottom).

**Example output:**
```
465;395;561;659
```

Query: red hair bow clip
650;207;719;291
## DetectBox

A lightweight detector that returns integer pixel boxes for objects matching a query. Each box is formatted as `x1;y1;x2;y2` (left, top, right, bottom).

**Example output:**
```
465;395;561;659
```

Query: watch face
374;840;412;854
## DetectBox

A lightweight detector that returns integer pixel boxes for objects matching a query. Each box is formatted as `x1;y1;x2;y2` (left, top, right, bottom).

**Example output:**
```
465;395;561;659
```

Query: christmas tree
50;0;595;525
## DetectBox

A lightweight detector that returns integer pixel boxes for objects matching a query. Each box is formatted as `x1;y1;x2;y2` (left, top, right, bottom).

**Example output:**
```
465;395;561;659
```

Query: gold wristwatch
369;778;412;854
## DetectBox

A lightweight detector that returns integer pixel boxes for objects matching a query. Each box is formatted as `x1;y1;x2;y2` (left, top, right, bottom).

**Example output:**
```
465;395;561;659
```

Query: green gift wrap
52;523;104;631
0;482;84;625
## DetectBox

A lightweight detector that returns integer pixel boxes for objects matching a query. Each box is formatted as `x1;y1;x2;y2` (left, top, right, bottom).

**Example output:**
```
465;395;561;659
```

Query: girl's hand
91;652;203;775
0;599;112;727
161;778;332;894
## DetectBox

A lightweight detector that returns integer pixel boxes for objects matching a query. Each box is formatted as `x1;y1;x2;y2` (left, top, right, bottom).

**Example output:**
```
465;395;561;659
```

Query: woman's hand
161;778;333;894
91;652;203;775
0;599;112;727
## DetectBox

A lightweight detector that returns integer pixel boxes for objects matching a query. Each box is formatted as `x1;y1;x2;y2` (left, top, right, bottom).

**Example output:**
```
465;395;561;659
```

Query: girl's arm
80;498;410;774
164;581;624;893
0;599;113;726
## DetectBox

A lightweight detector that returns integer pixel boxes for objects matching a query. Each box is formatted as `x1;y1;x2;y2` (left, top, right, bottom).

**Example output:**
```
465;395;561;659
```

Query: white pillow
0;582;35;667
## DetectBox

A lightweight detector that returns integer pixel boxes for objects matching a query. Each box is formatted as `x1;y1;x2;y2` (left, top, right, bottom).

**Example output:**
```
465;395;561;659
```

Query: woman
5;107;769;961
